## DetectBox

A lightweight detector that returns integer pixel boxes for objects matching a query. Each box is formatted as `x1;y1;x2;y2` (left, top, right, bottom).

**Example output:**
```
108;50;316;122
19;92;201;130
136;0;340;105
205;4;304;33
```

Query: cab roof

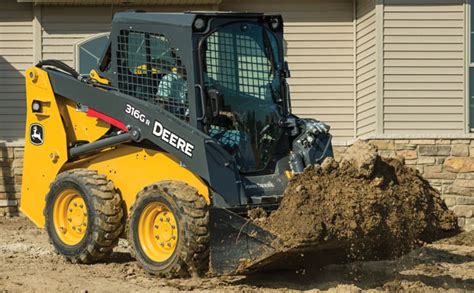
113;11;275;28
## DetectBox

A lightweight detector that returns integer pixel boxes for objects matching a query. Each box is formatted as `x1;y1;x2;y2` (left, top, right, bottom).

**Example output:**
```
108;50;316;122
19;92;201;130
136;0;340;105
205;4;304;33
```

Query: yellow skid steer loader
21;11;333;277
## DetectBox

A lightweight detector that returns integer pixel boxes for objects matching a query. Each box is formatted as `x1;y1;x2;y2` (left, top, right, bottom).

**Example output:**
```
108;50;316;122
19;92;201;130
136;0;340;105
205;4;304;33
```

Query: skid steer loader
21;11;333;277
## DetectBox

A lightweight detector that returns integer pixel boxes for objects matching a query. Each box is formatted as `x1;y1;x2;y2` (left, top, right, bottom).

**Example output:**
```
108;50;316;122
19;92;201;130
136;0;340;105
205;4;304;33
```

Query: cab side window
117;30;188;121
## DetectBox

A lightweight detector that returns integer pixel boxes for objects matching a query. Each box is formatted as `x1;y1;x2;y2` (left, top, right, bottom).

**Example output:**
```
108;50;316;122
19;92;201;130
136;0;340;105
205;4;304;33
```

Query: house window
75;33;109;75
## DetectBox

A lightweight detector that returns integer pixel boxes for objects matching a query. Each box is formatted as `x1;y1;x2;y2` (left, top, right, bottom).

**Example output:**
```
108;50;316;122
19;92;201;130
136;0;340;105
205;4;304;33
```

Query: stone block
451;144;469;157
13;148;24;159
0;191;21;200
0;206;19;217
436;157;446;164
453;179;474;188
0;158;12;166
395;144;416;150
0;147;15;159
458;217;466;227
470;146;474;157
13;167;22;176
405;159;417;165
1;166;12;175
369;140;394;150
457;196;474;205
394;140;409;144
427;179;442;185
456;173;474;180
15;175;22;184
419;145;451;156
452;140;472;144
0;184;15;193
396;150;417;160
423;171;456;180
0;176;14;185
444;157;474;173
453;206;474;218
410;139;435;145
12;159;23;169
417;157;436;165
445;185;473;197
441;179;454;185
436;139;452;145
424;165;442;173
0;199;18;207
465;218;474;231
378;150;396;159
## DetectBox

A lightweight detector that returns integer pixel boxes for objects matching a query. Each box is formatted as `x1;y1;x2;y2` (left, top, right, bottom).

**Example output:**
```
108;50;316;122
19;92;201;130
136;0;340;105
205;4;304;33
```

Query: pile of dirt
257;141;459;261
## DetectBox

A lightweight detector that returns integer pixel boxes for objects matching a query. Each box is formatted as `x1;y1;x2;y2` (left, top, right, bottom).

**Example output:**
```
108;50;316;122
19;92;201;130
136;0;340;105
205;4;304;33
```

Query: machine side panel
63;145;210;212
20;67;69;228
47;70;242;206
58;98;111;144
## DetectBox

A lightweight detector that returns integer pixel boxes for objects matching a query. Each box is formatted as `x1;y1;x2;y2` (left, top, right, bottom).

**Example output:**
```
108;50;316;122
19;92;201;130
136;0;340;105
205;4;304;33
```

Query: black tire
44;168;124;263
127;181;209;278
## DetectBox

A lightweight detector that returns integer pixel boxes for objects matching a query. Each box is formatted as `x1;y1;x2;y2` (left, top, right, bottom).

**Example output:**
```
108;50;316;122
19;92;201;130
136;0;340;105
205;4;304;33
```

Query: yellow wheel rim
138;202;178;263
53;188;88;246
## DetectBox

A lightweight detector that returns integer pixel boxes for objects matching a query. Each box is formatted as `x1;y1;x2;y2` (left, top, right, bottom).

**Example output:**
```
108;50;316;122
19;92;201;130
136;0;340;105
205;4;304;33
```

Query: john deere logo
30;123;44;145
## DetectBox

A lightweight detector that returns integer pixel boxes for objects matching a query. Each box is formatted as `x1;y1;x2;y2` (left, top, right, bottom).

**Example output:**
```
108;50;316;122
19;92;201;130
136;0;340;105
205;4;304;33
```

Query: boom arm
47;69;243;206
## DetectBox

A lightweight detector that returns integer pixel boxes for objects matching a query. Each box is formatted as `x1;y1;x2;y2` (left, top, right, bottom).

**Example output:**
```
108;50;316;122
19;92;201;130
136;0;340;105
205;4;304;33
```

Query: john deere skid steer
21;11;333;277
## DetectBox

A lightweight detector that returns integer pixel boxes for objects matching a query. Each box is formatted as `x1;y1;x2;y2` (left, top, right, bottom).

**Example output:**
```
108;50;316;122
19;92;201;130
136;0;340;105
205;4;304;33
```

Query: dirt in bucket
254;141;459;261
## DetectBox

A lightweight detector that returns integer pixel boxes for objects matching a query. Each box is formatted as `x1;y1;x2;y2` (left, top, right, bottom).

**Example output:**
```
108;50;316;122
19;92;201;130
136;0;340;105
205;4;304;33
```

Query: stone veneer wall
0;145;23;217
334;139;474;231
2;140;473;231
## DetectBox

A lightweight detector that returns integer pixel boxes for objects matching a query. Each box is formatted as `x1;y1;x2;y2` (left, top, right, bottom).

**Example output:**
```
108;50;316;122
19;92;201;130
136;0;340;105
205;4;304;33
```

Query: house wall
40;4;216;67
221;0;356;142
0;0;33;142
381;0;466;135
355;0;377;137
0;0;473;229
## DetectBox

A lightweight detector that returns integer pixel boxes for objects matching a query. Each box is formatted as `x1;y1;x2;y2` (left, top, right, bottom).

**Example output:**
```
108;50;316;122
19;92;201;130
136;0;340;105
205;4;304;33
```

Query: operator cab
94;11;332;205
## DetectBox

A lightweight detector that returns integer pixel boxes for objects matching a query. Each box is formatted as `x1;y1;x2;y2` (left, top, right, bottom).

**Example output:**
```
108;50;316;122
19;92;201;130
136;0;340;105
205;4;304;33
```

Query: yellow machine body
21;67;210;228
64;145;210;212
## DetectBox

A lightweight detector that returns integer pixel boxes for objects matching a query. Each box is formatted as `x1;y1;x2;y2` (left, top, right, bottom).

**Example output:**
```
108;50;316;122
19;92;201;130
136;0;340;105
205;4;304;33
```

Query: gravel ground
0;216;473;292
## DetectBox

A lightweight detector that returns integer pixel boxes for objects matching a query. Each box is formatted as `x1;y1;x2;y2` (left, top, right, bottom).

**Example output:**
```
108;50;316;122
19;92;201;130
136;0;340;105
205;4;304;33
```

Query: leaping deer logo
30;124;44;145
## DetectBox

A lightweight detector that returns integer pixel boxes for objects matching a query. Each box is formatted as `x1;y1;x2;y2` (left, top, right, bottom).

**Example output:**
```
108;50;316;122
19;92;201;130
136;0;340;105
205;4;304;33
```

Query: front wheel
44;169;124;263
127;181;209;278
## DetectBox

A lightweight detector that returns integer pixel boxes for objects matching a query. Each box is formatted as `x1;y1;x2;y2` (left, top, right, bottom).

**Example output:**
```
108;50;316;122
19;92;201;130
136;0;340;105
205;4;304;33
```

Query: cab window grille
117;30;189;121
204;25;275;101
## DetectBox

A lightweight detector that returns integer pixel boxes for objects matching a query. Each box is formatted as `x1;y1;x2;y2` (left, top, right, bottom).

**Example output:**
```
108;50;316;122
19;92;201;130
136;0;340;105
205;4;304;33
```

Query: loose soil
1;141;471;292
258;141;459;262
1;216;473;292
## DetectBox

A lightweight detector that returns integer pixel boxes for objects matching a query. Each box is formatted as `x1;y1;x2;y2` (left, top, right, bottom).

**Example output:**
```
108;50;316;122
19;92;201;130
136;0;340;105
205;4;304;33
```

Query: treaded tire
44;168;124;263
127;181;209;278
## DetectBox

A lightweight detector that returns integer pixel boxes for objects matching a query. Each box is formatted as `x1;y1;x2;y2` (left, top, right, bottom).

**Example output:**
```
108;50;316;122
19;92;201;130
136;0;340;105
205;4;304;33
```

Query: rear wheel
44;169;124;263
127;181;209;278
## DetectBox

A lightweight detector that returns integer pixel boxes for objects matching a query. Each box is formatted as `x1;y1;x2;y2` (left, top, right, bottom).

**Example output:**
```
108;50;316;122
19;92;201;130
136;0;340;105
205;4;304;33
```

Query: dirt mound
260;140;459;261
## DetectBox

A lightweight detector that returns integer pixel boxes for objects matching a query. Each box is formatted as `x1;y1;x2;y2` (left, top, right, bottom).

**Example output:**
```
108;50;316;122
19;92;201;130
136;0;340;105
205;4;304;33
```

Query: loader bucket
209;208;350;275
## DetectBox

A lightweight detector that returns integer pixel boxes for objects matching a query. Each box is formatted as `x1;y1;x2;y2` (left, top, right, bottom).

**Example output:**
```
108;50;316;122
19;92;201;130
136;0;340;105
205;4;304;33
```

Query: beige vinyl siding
382;0;465;134
41;4;215;68
20;0;221;4
355;0;376;137
0;0;33;141
220;0;355;142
